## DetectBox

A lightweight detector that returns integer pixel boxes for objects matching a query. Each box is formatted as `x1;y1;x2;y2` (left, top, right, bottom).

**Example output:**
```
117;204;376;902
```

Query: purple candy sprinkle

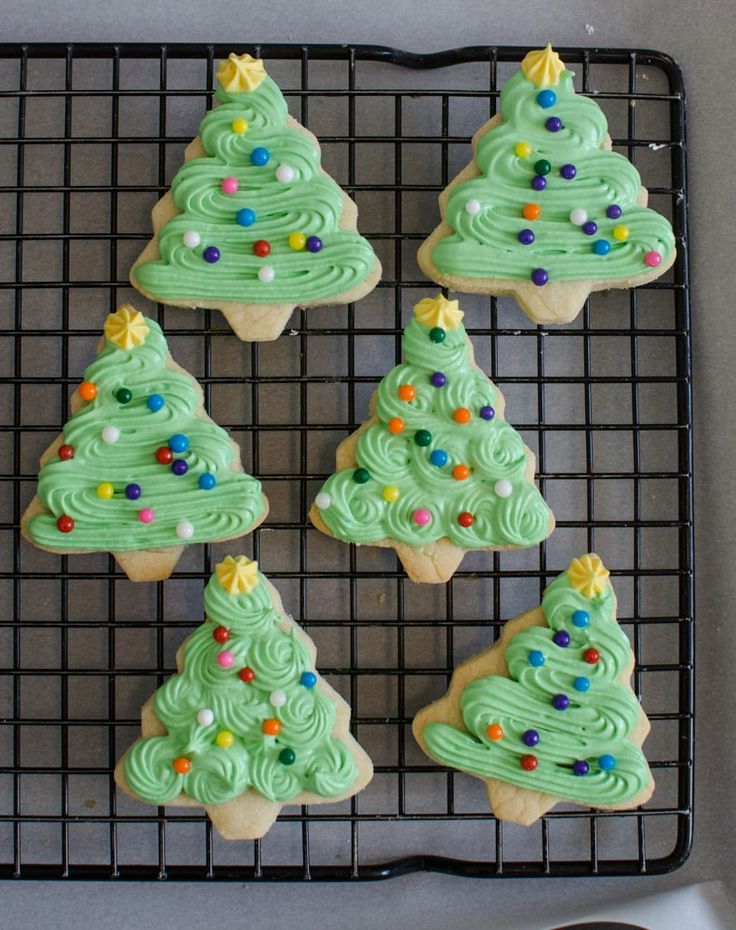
582;220;598;236
606;204;622;219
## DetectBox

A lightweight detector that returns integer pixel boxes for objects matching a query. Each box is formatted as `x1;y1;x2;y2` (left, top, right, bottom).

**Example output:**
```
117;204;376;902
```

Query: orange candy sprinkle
79;381;97;401
173;756;191;774
487;724;504;741
522;203;541;221
452;464;470;481
398;384;416;402
262;718;281;736
387;417;405;434
453;407;471;424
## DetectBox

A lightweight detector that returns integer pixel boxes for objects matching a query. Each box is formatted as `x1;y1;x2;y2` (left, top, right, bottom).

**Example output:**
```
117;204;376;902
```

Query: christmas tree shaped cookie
21;305;268;581
413;555;654;825
131;53;381;341
309;294;554;583
115;556;373;839
418;45;676;325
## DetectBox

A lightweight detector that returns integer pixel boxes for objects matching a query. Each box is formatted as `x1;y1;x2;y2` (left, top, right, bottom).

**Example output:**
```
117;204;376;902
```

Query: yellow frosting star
103;305;149;349
216;53;267;93
215;555;260;595
567;554;610;598
520;44;566;88
413;294;464;331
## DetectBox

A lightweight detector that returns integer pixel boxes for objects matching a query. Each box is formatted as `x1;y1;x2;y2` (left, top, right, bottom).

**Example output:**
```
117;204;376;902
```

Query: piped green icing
132;73;377;304
431;69;675;282
423;561;651;806
26;314;265;551
124;566;358;806
314;313;552;549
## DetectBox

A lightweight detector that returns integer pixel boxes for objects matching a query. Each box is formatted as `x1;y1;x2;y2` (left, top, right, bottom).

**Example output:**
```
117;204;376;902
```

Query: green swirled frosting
124;565;358;806
132;71;377;304
26;314;266;551
431;68;675;282
423;562;651;806
315;314;552;549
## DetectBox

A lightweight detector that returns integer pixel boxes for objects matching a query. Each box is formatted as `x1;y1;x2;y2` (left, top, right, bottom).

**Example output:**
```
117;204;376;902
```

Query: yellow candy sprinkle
383;485;400;503
288;232;307;251
613;225;630;241
515;142;533;158
216;730;235;749
96;482;114;500
231;117;249;134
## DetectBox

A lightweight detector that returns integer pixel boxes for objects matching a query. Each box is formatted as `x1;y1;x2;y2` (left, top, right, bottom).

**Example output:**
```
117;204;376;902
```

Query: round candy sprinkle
583;647;600;664
182;230;201;249
573;760;590;777
582;220;598;236
574;676;591;692
430;371;446;388
534;159;552;176
102;425;120;444
216;730;235;749
413;508;431;526
531;175;547;191
465;198;481;214
116;387;132;404
453;464;470;481
79;381;97;401
197;708;214;726
457;511;474;528
231;117;248;134
236;207;256;227
253;240;271;257
398;384;416;402
221;176;238;194
239;666;255;683
300;671;317;689
306;236;323;253
528;650;545;667
276;164;295;183
155;446;173;465
518;228;535;245
262;718;281;736
593;239;611;256
480;405;495;420
613;225;630;241
387;417;405;434
251;147;270;166
279;748;296;765
213;626;230;643
147;393;165;412
138;508;155;524
173;756;191;775
553;630;571;648
486;724;503;741
522;729;540;747
522;203;541;221
599;754;616;771
453;407;471;424
58;444;74;460
288;231;307;251
572;610;590;628
217;650;234;669
415;429;432;447
531;268;549;286
176;520;194;540
430;449;448;468
569;208;588;226
494;479;512;498
383;485;400;502
515;141;532;158
270;689;287;708
169;434;189;454
124;483;141;500
521;754;538;771
606;204;622;219
560;163;577;180
537;89;557;108
429;327;446;343
545;116;563;132
552;693;570;711
644;250;663;267
96;482;114;500
57;515;74;533
258;266;275;283
172;459;188;476
353;467;370;483
203;246;220;263
314;491;332;510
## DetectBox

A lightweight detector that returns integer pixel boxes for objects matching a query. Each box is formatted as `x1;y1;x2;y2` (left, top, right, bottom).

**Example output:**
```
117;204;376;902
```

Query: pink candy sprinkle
644;250;662;268
221;176;239;194
217;650;235;669
138;508;155;524
413;508;432;526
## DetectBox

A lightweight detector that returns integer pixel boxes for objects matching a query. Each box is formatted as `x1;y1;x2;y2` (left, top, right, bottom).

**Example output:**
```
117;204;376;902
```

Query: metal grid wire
0;43;692;880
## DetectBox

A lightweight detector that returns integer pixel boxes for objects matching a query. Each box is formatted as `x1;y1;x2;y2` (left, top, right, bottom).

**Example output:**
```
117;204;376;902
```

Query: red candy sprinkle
239;666;255;683
58;444;74;460
457;511;474;527
155;446;174;465
253;240;271;257
521;754;538;771
583;647;600;664
56;515;74;533
213;626;230;643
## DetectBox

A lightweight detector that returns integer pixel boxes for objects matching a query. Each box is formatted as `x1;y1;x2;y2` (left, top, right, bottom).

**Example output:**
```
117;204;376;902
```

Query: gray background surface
1;0;734;927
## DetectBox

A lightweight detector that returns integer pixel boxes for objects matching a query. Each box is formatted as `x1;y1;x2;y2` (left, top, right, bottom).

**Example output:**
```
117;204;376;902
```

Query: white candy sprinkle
258;266;275;284
494;479;513;498
182;230;201;249
315;492;332;510
196;708;214;726
176;520;194;539
270;689;287;708
276;164;296;183
101;425;120;444
465;198;481;215
569;208;588;226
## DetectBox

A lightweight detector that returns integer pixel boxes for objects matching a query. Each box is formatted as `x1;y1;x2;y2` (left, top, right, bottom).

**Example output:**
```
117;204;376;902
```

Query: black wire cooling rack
0;43;692;881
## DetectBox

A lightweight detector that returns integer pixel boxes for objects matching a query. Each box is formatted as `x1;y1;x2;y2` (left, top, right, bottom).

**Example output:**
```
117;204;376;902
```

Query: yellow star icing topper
413;294;464;331
216;555;260;596
216;53;267;94
104;305;149;350
567;554;610;598
520;44;566;88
